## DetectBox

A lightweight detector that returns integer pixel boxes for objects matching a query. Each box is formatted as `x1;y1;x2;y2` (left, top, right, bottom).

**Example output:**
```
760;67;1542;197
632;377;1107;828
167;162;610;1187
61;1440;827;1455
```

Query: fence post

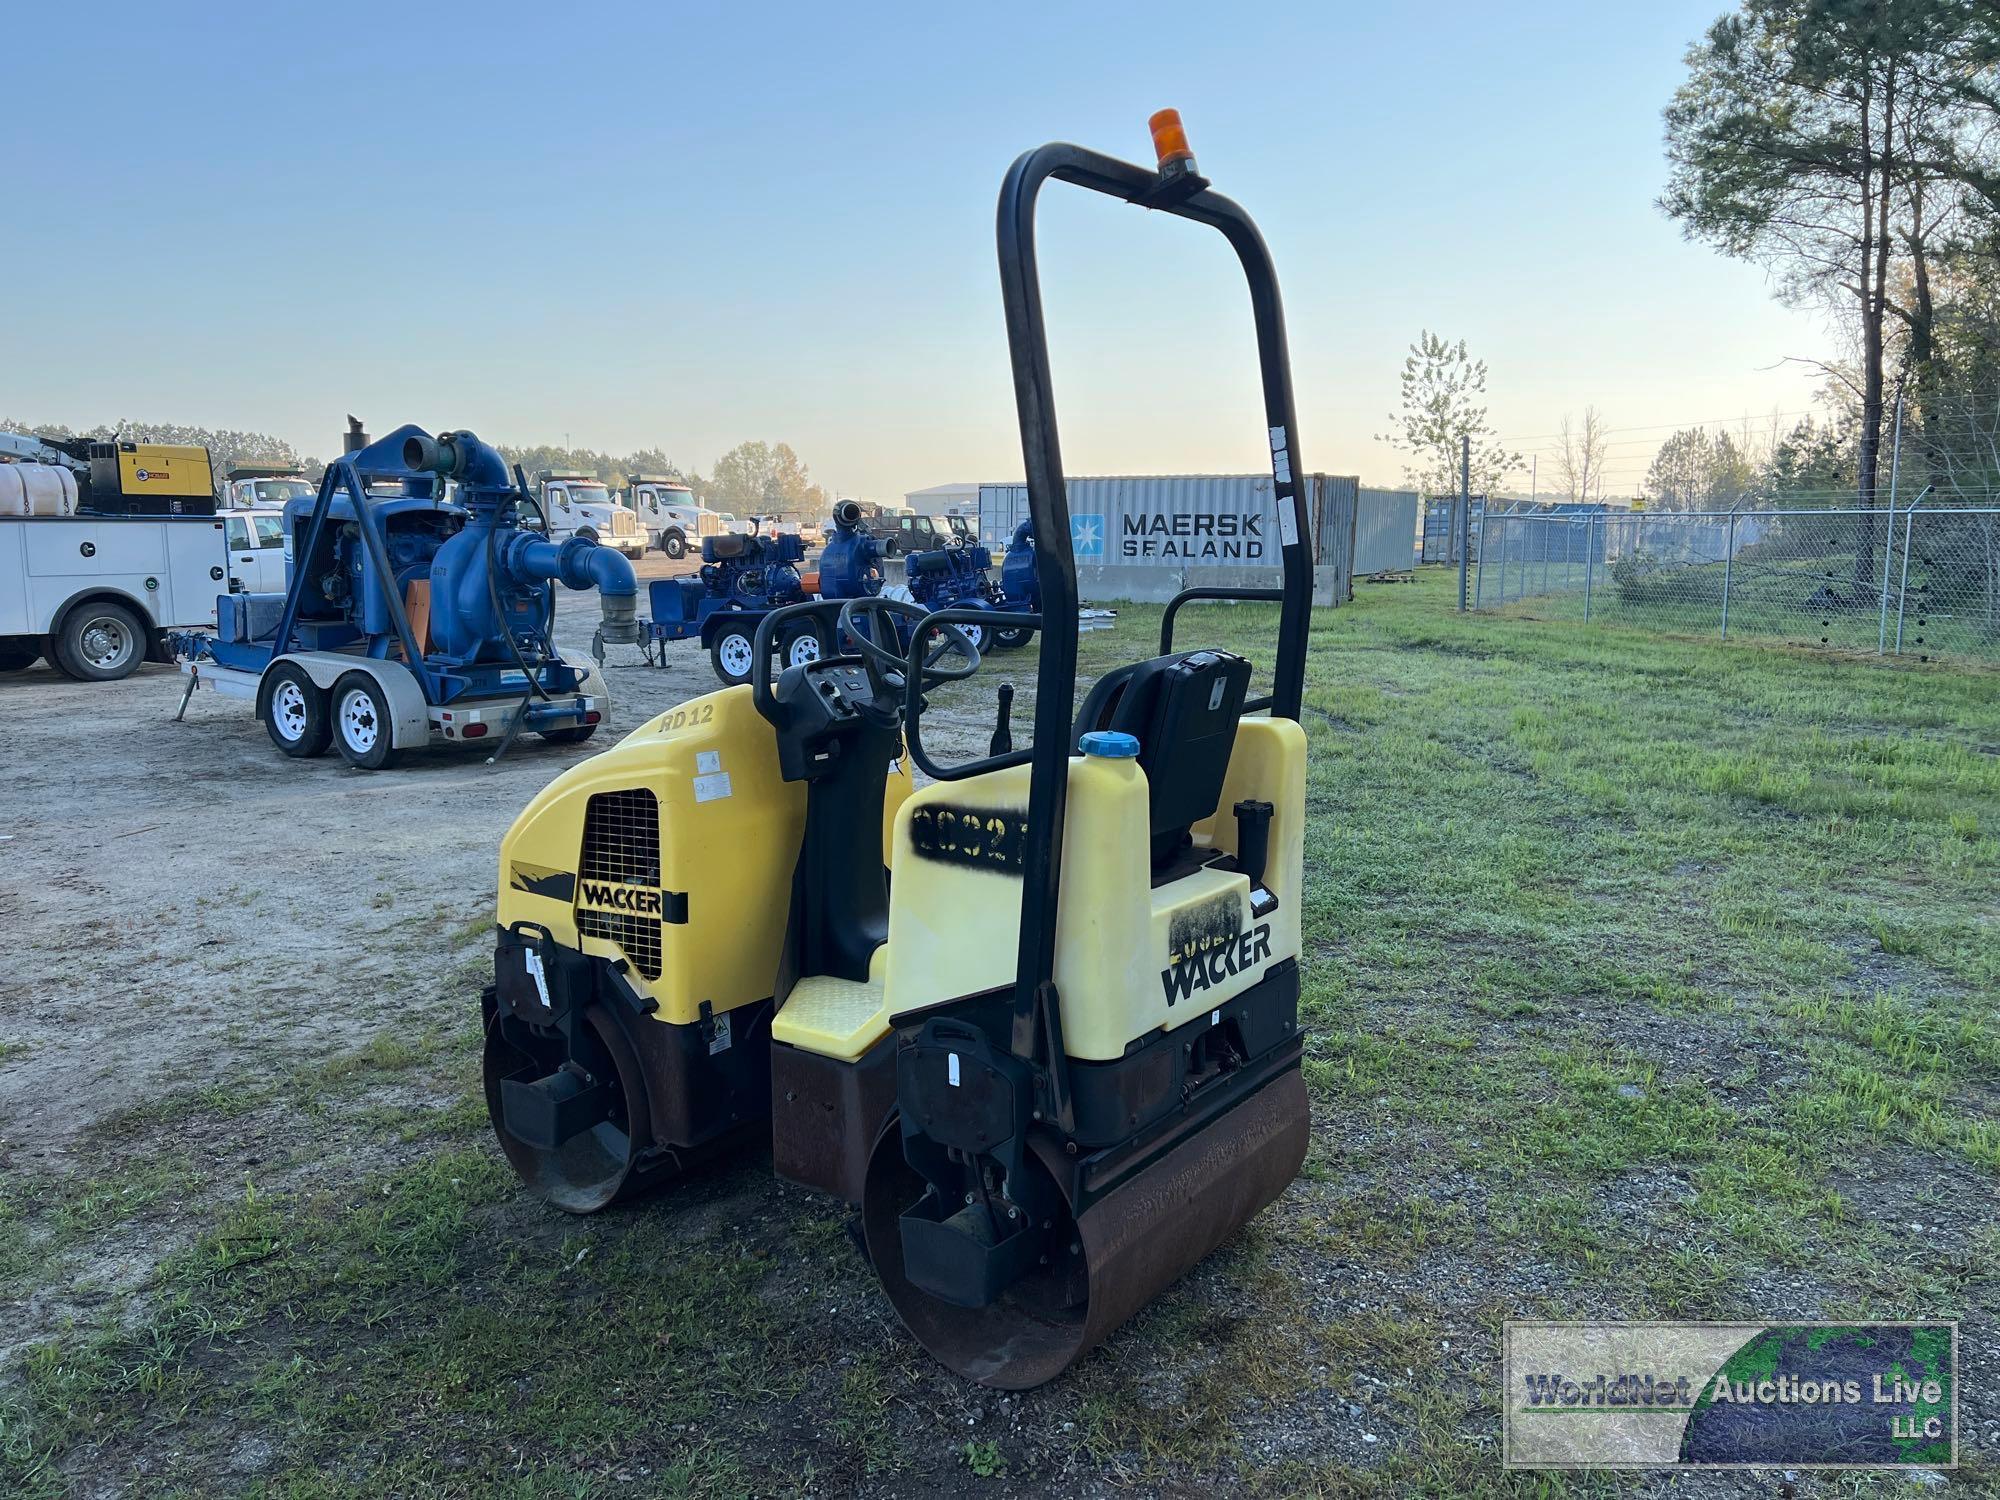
1457;436;1470;611
1893;489;1928;653
1473;501;1487;609
1877;391;1905;653
1721;506;1737;640
1583;513;1595;621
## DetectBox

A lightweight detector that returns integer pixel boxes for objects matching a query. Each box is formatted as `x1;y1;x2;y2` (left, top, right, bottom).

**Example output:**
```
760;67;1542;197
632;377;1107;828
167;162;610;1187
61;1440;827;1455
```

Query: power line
1496;410;1819;444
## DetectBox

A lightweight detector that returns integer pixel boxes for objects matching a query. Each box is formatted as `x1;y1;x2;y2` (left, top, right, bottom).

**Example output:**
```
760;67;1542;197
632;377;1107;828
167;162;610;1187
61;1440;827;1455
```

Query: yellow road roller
481;112;1314;1388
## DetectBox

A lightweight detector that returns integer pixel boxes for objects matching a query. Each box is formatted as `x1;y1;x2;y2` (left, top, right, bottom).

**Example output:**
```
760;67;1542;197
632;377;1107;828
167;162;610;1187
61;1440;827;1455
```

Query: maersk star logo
1070;513;1105;559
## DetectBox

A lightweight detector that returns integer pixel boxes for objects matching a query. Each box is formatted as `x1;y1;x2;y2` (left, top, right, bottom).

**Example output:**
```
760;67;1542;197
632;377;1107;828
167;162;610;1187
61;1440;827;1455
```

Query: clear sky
4;0;1833;500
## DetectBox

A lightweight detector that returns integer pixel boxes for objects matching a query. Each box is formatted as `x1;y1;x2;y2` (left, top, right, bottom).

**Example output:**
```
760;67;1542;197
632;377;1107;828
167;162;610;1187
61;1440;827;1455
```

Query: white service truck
536;470;648;559
625;473;719;559
219;464;316;511
0;510;226;679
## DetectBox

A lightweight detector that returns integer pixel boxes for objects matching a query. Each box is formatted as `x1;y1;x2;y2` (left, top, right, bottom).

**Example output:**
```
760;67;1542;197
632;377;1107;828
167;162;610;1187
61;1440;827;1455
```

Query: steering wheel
837;596;982;692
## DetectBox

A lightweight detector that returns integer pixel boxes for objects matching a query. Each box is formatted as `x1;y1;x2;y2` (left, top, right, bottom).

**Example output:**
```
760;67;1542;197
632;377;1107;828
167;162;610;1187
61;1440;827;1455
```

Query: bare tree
1555;407;1610;503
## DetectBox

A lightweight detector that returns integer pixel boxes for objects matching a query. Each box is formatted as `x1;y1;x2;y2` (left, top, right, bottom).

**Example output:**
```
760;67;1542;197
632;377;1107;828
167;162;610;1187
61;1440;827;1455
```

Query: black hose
487;466;553;702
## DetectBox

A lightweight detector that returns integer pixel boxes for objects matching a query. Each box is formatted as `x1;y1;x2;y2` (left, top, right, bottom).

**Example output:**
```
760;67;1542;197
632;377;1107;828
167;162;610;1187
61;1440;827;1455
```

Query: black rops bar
996;140;1314;1093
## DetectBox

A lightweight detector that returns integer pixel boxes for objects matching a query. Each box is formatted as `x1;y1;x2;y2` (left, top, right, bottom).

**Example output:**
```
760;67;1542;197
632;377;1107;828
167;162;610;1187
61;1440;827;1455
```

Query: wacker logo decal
1162;893;1270;1004
909;805;1028;873
577;880;664;918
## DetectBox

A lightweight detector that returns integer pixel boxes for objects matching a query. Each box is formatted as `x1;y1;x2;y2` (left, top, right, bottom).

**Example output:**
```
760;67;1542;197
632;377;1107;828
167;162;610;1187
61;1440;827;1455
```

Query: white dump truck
625;473;720;558
536;470;648;559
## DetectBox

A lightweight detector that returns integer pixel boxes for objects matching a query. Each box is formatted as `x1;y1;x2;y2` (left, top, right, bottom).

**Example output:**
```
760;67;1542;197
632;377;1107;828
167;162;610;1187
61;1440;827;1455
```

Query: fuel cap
1079;730;1140;758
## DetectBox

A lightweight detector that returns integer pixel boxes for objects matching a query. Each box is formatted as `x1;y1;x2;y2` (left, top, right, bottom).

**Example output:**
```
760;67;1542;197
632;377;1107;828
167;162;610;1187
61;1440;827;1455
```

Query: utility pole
1457;434;1471;611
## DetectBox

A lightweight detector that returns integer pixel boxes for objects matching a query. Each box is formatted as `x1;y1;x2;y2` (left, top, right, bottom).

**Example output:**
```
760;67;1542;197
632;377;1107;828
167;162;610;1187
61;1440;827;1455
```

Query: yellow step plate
772;973;888;1063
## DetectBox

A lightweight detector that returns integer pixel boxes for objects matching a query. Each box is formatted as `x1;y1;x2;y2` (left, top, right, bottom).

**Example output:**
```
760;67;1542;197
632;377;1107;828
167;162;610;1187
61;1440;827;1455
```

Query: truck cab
873;511;945;557
537;471;647;559
221;466;316;512
221;510;288;593
626;474;713;559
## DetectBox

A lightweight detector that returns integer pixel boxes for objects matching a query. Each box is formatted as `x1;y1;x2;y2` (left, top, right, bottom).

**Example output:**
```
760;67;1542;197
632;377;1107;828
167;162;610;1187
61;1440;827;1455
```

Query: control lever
1233;799;1275;912
989;682;1015;756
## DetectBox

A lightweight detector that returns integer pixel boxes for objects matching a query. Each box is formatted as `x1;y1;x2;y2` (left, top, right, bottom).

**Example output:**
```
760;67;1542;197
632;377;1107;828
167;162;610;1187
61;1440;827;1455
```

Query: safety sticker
1278;501;1299;547
696;750;721;775
948;1053;961;1087
708;1011;732;1055
693;771;733;803
1268;425;1294;484
523;947;551;1009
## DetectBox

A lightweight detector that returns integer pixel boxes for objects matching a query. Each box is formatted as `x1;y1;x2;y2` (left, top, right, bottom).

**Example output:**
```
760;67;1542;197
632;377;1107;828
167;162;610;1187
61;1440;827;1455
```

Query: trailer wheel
709;621;758;686
0;640;41;672
993;624;1034;650
780;621;825;669
260;665;332;757
331;672;398;770
54;600;146;681
661;530;687;560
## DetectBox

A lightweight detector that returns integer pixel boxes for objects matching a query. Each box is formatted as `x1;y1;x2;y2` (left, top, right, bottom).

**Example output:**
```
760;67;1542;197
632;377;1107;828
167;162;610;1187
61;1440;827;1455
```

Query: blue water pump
199;422;639;768
901;521;1037;652
999;519;1040;613
817;500;887;599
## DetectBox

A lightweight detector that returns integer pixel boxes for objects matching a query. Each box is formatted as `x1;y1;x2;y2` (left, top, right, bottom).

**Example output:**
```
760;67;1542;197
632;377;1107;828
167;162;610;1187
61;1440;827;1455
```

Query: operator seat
1071;649;1252;868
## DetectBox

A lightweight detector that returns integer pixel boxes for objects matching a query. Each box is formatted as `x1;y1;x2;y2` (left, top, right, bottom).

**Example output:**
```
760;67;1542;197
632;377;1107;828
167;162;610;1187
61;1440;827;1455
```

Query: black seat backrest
703;532;748;562
1072;649;1251;868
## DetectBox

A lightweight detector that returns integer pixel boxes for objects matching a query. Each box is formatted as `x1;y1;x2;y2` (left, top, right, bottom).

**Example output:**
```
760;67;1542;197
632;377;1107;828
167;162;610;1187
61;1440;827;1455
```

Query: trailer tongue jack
480;110;1316;1387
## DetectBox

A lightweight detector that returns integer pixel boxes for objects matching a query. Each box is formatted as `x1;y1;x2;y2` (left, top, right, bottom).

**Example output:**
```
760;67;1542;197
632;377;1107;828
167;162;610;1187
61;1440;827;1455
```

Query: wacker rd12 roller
481;111;1313;1387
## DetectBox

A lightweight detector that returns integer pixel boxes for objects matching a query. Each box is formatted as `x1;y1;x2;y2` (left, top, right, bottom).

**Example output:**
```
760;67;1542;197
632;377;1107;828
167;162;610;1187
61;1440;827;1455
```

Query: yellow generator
85;440;216;515
482;112;1314;1388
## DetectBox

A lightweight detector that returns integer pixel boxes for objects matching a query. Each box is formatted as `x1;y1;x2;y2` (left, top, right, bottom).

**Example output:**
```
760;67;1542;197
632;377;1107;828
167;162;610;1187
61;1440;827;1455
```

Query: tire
577;527;599;544
537;724;599;745
0;640;40;672
331;672;398;770
54;600;147;681
260;665;331;757
662;531;687;560
780;621;825;670
955;619;987;654
993;624;1034;650
709;621;758;687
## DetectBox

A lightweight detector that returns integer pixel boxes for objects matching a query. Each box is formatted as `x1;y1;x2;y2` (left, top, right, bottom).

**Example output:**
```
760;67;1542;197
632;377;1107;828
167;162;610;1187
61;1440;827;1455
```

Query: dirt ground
0;554;1002;1219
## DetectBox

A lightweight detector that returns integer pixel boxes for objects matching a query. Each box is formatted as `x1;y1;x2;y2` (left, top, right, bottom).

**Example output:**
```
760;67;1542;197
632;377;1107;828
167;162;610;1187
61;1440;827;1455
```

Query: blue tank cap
1080;730;1141;759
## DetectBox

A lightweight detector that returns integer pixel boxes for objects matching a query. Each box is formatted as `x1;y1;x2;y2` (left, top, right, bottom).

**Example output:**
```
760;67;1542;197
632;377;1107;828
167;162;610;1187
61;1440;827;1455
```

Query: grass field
4;571;1996;1496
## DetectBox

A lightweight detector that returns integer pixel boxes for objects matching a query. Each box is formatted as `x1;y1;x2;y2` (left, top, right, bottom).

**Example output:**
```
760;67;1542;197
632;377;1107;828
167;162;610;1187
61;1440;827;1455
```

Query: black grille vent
576;788;662;980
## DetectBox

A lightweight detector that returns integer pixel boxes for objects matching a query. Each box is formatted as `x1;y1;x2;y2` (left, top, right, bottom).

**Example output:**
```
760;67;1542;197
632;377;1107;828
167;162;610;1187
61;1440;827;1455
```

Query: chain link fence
1471;504;2000;664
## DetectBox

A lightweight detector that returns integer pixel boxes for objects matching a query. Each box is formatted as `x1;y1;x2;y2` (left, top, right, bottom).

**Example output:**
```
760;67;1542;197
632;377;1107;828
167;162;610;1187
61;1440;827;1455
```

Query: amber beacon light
1148;108;1196;176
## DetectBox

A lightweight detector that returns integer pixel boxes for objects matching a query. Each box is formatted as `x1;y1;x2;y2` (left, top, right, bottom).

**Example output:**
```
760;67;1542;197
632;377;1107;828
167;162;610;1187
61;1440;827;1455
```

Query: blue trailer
180;424;639;769
640;501;894;686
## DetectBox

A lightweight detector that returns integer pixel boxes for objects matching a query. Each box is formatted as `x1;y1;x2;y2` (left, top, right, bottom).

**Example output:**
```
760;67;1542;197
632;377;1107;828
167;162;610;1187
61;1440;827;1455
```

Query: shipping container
976;474;1357;605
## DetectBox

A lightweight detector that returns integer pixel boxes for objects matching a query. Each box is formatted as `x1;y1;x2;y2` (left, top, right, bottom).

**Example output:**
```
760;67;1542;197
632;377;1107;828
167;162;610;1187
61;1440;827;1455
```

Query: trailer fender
271;652;431;749
573;661;610;716
697;606;755;650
